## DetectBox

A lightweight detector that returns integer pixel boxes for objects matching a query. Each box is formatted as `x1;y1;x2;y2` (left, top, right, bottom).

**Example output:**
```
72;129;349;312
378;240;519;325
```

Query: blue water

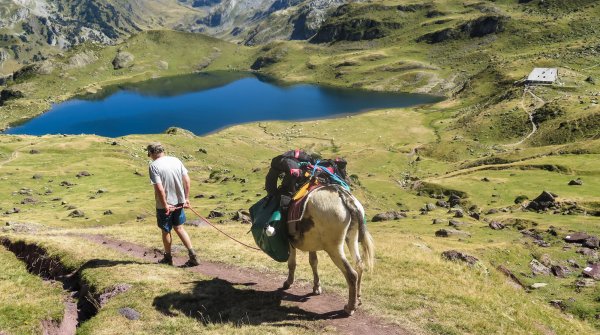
5;72;442;137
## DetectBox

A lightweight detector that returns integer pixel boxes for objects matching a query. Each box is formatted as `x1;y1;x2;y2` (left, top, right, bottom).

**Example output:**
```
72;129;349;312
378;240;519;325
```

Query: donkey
282;185;375;315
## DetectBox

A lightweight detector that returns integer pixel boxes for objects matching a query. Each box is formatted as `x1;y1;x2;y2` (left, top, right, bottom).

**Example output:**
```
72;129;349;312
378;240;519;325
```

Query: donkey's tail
338;187;375;271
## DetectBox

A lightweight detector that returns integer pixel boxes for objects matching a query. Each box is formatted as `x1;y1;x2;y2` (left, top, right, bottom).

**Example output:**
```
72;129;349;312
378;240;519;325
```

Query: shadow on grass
153;278;348;327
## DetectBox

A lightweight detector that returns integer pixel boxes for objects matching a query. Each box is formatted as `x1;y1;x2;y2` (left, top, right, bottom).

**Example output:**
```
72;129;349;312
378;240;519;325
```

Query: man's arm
153;183;172;213
183;174;191;207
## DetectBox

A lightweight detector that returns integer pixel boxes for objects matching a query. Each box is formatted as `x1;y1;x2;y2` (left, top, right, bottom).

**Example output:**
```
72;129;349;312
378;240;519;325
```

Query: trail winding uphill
81;234;410;335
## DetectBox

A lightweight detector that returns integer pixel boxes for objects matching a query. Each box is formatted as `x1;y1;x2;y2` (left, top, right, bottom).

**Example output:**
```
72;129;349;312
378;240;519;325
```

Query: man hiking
147;143;199;267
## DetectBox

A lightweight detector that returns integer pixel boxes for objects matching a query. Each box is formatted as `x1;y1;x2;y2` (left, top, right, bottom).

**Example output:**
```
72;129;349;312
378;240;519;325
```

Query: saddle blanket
288;184;324;224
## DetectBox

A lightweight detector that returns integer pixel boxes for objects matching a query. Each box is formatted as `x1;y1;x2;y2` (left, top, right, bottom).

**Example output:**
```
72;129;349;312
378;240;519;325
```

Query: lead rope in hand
176;205;261;251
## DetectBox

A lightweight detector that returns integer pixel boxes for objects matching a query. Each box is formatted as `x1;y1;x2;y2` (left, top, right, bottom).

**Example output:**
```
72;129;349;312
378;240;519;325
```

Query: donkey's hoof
313;286;322;295
343;305;356;316
282;281;292;290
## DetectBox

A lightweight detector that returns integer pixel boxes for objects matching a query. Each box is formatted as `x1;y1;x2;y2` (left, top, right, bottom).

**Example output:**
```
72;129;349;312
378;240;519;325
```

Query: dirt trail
81;234;410;335
505;87;544;147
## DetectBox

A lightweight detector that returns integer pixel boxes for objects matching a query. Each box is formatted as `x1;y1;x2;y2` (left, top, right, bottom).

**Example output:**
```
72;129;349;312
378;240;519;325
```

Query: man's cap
146;143;164;156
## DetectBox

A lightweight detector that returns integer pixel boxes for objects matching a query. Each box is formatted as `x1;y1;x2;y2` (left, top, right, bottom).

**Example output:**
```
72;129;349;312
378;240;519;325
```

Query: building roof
527;68;558;82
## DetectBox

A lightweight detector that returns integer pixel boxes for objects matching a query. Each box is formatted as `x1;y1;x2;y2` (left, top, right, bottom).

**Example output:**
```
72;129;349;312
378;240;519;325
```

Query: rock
527;191;556;211
0;89;24;106
99;284;132;307
448;194;462;207
435;229;471;238
481;177;490;182
68;210;85;218
119;307;140;320
136;214;146;221
568;179;583;186
448;219;466;228
441;250;479;266
112;51;134;69
567;259;580;268
66;205;77;210
486;208;499;215
208;210;224;219
20;197;37;204
194;194;205;199
198;148;208;154
514;195;529;204
575;278;595;287
232;210;251;223
489;221;505;230
60;181;75;187
551;265;571;278
583;264;600;280
565;232;592;243
29;149;40;154
103;210;113;215
586;76;596;84
425;203;436;211
32;174;43;179
435;200;449;208
76;171;91;178
452;209;464;218
371;211;407;222
530;283;547;289
96;189;107;194
584;236;600;249
539;254;553;267
530;259;551;276
157;60;169;70
432;218;445;224
469;212;480;220
5;208;20;214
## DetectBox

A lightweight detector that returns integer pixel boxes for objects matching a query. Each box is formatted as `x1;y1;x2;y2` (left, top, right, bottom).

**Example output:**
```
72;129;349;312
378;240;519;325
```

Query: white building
526;68;558;85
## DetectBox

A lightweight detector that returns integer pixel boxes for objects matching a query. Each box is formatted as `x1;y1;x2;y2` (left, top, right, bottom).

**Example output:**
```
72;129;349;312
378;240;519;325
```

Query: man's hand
184;199;190;208
165;205;176;215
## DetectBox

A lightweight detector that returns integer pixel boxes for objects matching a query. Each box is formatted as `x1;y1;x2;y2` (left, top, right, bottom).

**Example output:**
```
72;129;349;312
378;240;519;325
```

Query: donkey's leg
326;244;358;315
283;245;297;289
309;251;322;295
346;226;364;305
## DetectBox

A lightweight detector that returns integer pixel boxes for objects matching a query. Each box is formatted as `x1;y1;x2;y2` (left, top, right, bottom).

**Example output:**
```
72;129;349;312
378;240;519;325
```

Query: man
265;149;314;214
147;143;199;267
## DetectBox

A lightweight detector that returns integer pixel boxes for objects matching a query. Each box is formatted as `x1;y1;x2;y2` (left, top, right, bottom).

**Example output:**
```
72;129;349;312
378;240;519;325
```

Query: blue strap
311;161;350;191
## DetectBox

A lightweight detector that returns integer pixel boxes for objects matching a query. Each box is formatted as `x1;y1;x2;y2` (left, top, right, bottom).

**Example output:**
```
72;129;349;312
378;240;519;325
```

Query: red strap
294;149;300;159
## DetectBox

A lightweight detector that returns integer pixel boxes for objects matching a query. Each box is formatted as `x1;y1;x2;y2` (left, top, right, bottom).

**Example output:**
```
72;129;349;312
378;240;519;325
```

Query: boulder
530;283;547;289
371;211;407;222
568;179;583;186
208;210;225;219
583;264;600;280
564;232;592;243
449;220;466;228
68;210;85;218
119;307;141;320
486;208;499;215
435;200;449;208
551;265;571;278
489;221;505;230
526;191;556;211
232;210;251;223
425;203;436;211
432;218;445;225
448;194;462;207
112;51;135;69
584;236;600;249
76;171;91;178
0;89;24;106
435;229;471;238
469;212;480;220
530;259;551;276
441;250;479;266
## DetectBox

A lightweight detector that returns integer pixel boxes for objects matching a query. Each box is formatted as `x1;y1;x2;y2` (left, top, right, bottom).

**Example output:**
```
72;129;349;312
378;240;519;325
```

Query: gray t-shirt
148;156;188;209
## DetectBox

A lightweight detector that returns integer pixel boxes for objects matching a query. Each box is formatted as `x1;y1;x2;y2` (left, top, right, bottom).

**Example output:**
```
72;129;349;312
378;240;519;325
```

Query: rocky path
81;234;410;335
506;87;544;147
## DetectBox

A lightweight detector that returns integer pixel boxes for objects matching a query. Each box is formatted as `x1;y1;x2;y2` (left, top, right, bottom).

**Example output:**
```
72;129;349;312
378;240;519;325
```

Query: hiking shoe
157;254;173;266
183;254;199;267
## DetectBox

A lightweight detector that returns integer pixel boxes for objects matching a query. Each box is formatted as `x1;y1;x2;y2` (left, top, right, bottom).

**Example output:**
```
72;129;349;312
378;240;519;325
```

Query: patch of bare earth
81;234;410;335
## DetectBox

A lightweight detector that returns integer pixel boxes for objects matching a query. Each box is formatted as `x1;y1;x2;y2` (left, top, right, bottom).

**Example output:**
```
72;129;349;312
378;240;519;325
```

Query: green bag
249;196;290;262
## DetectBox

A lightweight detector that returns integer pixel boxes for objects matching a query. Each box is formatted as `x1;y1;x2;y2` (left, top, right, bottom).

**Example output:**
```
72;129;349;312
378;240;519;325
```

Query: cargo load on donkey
249;150;374;315
249;150;351;262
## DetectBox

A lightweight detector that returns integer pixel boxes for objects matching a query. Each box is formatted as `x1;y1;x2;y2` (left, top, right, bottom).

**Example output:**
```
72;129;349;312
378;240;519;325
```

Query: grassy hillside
1;0;600;334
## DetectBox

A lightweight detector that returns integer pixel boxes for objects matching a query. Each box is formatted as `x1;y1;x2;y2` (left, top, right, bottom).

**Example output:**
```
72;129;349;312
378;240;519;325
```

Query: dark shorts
156;205;186;233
